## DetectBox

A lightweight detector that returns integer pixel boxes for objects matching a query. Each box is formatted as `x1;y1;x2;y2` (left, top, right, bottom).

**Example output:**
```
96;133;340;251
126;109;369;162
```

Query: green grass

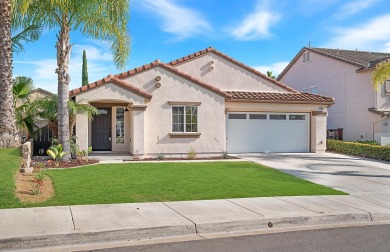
43;161;345;207
0;149;346;209
0;148;23;208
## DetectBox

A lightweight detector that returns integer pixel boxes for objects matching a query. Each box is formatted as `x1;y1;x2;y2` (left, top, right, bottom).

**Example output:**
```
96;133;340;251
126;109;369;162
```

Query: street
89;224;390;252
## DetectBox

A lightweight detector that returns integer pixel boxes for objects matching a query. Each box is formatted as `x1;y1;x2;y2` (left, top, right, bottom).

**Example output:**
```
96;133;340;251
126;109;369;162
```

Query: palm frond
13;76;34;103
11;24;42;53
372;61;390;89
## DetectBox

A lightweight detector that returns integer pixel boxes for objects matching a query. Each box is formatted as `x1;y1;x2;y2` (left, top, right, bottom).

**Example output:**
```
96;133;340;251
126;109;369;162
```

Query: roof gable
278;47;390;80
70;61;231;99
69;76;153;99
169;47;298;93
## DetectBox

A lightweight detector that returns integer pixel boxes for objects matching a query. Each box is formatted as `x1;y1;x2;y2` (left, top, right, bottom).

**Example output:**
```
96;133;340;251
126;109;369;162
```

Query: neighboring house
278;47;390;145
18;88;54;140
70;47;334;156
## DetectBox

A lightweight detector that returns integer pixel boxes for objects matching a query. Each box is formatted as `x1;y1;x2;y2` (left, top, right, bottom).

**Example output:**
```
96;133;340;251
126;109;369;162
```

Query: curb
0;212;376;250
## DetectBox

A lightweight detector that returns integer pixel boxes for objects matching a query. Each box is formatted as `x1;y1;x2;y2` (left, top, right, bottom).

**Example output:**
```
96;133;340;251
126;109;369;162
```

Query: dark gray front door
92;108;111;151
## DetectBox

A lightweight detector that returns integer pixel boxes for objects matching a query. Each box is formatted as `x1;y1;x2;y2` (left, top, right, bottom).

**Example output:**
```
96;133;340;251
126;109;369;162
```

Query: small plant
222;151;229;159
46;144;66;166
77;146;92;156
156;153;165;160
31;168;47;195
187;149;197;160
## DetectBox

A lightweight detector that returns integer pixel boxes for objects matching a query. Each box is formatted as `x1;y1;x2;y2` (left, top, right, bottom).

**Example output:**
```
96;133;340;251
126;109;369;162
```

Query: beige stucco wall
121;66;226;155
226;101;329;153
75;83;146;153
279;50;382;142
174;53;288;92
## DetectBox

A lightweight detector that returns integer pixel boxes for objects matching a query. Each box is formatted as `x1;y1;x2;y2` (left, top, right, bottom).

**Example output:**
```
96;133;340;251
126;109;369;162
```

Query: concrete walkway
2;152;390;250
1;194;390;250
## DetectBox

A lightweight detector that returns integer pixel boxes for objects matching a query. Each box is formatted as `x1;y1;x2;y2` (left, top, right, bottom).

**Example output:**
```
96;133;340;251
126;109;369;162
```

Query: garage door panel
227;112;309;153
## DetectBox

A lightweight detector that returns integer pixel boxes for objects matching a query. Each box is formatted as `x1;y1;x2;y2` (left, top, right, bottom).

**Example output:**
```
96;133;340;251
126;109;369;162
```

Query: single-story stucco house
70;47;334;156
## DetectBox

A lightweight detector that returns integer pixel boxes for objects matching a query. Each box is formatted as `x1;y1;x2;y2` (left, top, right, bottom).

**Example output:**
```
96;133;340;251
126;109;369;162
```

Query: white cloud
139;0;211;40
336;0;377;18
230;0;281;41
252;61;289;76
13;43;116;93
324;14;390;52
384;42;390;53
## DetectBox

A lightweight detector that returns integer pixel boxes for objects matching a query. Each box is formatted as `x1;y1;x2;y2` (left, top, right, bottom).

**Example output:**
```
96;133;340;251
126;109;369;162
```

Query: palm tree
13;76;37;136
1;0;41;148
0;0;19;148
34;96;98;139
372;61;390;89
22;0;131;160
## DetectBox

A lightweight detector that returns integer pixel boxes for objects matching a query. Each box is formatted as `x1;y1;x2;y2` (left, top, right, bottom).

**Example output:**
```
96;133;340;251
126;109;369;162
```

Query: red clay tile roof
69;76;153;99
277;47;390;80
70;61;231;98
226;91;335;104
168;47;299;93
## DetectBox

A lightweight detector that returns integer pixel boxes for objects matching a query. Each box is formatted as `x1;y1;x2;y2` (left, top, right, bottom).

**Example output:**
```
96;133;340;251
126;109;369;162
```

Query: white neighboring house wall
279;50;390;144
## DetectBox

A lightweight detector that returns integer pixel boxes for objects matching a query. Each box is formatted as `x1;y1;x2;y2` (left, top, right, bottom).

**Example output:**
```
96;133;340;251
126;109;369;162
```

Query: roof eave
226;99;334;105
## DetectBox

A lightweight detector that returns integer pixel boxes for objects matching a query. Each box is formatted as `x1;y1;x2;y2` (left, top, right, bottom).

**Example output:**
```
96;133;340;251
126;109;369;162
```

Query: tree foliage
372;61;390;89
82;50;89;86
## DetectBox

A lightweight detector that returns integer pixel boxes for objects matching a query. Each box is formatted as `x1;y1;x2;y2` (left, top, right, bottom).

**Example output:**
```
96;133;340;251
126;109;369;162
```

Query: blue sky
13;0;390;93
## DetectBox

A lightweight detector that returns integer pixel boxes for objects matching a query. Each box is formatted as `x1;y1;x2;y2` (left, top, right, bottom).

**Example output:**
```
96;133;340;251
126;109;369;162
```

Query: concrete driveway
238;152;390;196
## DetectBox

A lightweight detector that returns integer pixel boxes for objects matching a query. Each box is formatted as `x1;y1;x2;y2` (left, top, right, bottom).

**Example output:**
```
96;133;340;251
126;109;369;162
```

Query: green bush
356;140;380;146
327;140;390;161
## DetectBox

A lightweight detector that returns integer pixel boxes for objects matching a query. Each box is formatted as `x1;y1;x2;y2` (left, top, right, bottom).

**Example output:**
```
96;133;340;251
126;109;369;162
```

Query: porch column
310;111;327;153
76;113;89;150
131;105;147;156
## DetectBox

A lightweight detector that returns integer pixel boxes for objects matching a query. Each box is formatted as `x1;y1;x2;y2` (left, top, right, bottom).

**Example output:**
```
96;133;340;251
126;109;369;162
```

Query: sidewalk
1;194;390;251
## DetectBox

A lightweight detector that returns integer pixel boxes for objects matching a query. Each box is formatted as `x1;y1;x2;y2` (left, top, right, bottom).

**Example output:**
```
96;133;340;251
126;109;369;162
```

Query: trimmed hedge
327;139;390;162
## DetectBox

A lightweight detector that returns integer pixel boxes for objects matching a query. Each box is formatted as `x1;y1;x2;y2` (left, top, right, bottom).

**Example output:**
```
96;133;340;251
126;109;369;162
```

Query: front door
92;108;112;151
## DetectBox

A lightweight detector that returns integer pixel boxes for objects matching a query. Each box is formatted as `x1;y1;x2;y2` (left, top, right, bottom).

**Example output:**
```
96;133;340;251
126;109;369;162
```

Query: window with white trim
116;108;125;144
303;52;310;63
385;80;390;95
172;106;198;132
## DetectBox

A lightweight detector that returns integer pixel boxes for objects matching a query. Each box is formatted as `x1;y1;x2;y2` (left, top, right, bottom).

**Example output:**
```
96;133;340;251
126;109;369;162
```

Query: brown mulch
31;159;99;169
15;172;54;203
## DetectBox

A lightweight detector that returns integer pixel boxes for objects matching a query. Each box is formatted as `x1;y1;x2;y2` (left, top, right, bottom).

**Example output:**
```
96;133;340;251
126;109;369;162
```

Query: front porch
75;100;147;156
89;152;133;161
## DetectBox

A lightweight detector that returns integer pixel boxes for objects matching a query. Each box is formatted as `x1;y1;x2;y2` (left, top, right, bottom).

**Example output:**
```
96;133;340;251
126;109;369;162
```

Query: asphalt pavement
89;224;390;252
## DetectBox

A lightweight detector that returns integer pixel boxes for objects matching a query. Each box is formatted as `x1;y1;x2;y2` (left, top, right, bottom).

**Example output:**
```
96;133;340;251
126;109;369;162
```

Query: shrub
327;139;390;161
156;153;165;160
187;149;197;160
356;140;380;146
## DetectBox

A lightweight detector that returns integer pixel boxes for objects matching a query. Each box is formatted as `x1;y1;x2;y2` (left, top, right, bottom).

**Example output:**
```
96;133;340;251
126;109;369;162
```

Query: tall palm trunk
0;0;20;148
55;22;71;160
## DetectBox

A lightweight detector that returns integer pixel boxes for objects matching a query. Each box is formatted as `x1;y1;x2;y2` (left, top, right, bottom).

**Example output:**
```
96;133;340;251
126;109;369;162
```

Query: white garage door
226;112;309;153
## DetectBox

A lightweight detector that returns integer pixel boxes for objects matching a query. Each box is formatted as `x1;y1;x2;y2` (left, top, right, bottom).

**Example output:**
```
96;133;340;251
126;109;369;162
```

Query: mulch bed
31;158;99;169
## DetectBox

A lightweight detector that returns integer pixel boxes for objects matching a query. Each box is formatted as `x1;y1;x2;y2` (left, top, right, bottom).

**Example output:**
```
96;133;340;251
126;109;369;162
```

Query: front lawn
43;161;345;207
0;148;23;208
0;149;346;209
